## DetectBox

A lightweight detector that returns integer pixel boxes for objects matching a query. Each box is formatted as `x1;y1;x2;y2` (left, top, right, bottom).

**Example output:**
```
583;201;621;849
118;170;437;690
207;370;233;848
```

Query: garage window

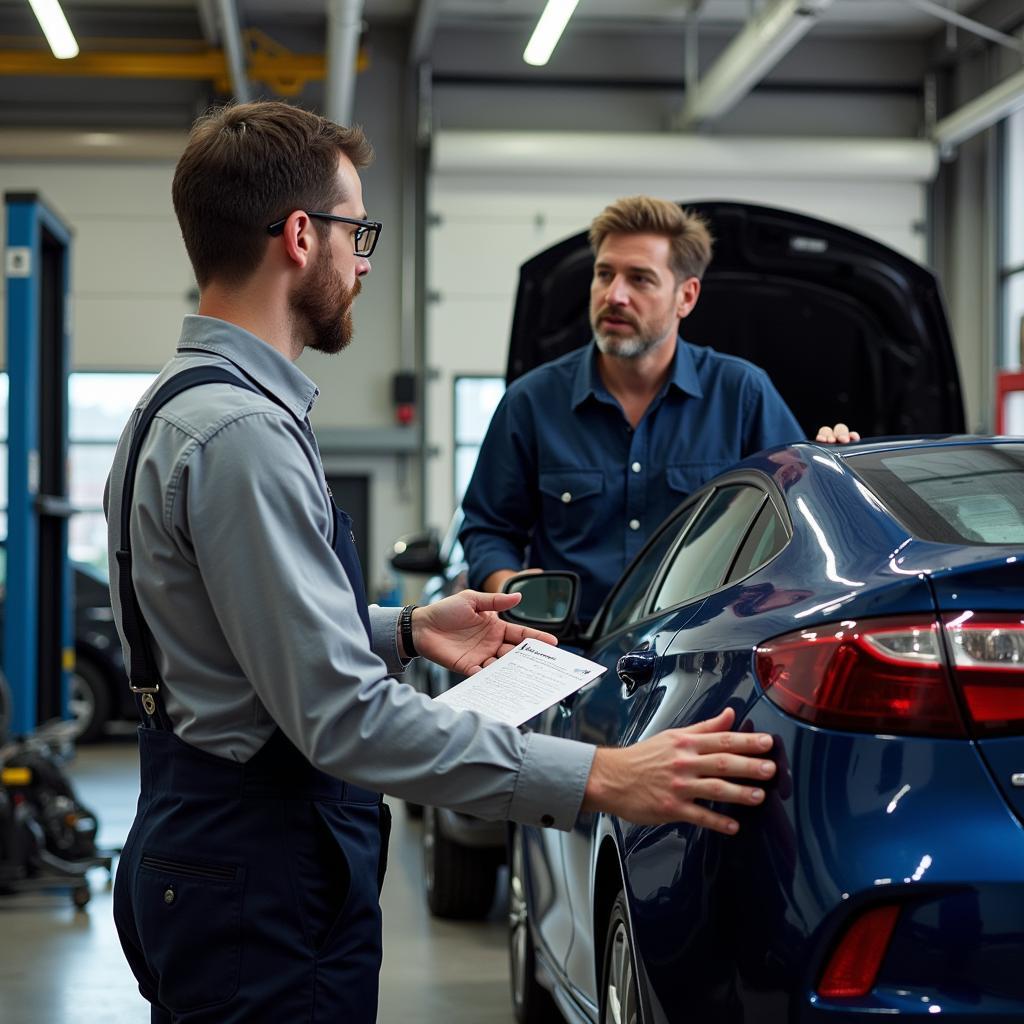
453;375;504;507
1002;107;1024;370
0;371;156;573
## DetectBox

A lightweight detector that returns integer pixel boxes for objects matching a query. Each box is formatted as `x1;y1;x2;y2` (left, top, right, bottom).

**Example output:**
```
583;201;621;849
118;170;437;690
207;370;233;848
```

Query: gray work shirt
104;315;595;830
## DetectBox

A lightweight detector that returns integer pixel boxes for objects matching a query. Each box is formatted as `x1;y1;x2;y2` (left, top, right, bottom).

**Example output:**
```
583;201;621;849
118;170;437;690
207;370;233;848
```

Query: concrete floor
0;734;518;1023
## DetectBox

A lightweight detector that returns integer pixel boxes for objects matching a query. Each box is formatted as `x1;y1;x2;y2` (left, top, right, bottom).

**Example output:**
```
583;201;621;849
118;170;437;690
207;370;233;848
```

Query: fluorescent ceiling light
26;0;79;60
680;0;832;128
933;65;1024;155
523;0;580;67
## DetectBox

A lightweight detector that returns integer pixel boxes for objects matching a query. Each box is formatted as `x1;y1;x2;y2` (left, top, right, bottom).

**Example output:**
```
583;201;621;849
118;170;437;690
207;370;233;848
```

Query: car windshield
847;443;1024;545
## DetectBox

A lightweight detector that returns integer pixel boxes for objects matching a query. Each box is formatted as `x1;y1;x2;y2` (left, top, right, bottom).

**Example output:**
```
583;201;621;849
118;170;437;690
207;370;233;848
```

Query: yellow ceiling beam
0;29;368;98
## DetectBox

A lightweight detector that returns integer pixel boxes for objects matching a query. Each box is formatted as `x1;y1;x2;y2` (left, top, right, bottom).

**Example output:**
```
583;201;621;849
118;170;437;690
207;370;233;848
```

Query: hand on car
411;591;557;675
815;422;860;444
581;708;775;832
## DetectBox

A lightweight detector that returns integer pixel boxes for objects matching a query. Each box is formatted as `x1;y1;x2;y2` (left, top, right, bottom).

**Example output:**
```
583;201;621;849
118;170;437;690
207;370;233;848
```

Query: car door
523;495;707;981
556;481;773;1009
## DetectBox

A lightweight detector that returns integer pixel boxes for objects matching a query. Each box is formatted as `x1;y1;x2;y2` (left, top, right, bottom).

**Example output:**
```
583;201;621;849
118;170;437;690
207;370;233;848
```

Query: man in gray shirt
105;101;776;1024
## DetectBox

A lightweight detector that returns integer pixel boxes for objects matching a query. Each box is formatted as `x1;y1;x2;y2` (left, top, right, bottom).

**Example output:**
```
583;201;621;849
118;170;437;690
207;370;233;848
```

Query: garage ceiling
0;0;1015;130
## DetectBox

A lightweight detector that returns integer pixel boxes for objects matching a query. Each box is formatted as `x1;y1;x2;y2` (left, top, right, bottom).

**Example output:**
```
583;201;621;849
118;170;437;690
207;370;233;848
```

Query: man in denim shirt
461;196;857;624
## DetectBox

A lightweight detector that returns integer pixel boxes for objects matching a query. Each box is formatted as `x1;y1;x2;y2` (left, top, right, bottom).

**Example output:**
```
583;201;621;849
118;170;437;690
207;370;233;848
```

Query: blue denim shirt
460;338;803;623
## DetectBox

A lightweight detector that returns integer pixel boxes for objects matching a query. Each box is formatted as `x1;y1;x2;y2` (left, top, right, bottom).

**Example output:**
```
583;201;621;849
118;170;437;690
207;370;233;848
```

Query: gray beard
594;330;664;360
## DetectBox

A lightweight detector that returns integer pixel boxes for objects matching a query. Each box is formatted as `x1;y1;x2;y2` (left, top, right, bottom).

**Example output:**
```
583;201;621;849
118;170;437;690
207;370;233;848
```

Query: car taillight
755;617;966;736
943;613;1024;735
817;904;901;999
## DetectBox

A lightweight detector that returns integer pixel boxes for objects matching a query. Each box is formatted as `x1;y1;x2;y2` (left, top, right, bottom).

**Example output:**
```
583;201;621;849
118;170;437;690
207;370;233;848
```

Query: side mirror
500;572;580;637
390;531;446;576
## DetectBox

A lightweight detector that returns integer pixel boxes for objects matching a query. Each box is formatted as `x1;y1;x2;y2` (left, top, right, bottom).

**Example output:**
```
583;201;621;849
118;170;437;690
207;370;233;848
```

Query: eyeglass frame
266;211;382;257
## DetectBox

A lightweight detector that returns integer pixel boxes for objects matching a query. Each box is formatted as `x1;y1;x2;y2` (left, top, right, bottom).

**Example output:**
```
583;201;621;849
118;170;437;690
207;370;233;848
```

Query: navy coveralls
112;367;391;1023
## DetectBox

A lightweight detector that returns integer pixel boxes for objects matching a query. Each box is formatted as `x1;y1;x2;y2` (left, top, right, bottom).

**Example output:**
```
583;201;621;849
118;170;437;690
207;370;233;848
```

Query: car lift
2;192;113;908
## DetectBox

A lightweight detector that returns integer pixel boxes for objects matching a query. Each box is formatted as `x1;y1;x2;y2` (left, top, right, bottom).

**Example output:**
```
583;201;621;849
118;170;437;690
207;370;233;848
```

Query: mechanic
460;195;859;624
104;103;778;1024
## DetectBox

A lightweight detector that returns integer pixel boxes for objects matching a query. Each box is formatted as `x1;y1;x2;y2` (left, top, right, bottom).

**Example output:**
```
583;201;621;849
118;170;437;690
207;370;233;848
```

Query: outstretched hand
581;707;776;833
412;590;558;676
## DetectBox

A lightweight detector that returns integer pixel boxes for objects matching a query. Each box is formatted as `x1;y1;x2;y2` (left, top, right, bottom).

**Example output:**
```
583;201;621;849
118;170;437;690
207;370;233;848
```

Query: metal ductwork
325;0;364;125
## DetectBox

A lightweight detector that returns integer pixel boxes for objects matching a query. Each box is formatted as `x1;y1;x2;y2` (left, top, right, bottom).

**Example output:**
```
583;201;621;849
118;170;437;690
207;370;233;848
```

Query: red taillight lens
756;617;966;736
817;904;900;999
943;613;1024;735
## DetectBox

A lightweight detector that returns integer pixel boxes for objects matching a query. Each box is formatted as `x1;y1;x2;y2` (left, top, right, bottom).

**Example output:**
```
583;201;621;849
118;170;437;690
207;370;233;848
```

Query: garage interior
1;1;1023;1022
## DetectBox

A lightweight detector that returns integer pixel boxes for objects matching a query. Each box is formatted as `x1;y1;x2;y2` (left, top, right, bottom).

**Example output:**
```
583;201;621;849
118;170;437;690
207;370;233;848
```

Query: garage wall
424;133;936;530
0;29;419;596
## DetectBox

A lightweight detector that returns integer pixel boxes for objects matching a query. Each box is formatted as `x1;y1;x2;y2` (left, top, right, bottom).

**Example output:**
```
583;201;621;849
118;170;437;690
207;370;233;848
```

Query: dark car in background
504;436;1024;1023
0;545;132;742
391;201;968;923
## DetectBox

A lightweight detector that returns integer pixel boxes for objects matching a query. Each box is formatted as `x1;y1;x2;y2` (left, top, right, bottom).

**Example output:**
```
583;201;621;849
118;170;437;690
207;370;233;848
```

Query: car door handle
617;645;658;694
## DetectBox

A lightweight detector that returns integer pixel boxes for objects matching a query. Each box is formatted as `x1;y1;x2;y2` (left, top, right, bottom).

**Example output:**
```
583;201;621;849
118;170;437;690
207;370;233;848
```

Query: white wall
424;133;935;530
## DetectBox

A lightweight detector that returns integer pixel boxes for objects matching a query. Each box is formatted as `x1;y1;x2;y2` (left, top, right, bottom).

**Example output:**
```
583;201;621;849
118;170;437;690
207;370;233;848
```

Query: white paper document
433;640;607;727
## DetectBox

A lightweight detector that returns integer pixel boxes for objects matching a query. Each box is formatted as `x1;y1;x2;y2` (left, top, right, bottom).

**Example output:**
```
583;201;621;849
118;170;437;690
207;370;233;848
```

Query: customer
461;195;858;622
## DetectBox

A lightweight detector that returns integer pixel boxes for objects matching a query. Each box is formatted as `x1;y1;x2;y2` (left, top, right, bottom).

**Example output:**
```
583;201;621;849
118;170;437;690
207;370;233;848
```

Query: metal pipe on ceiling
214;0;251;102
325;0;364;125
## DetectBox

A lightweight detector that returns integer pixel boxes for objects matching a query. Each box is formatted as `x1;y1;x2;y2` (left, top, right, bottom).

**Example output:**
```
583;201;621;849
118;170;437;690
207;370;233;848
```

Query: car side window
725;500;788;584
595;501;702;638
651;485;765;614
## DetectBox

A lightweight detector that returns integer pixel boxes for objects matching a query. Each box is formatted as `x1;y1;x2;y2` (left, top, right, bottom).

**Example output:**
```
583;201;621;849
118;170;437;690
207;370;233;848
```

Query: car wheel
68;658;112;743
508;827;562;1024
422;804;498;919
601;892;641;1024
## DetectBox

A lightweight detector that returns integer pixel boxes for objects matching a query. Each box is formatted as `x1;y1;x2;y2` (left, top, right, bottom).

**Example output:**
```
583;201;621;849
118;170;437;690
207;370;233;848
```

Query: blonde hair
589;196;713;282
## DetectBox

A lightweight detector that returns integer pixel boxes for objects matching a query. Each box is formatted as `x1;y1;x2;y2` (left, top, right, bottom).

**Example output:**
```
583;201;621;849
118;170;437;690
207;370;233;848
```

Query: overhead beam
0;33;368;98
677;0;833;129
933;64;1024;155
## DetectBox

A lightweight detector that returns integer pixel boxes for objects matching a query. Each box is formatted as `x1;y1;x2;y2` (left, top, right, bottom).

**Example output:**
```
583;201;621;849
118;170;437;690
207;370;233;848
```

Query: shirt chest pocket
538;470;605;541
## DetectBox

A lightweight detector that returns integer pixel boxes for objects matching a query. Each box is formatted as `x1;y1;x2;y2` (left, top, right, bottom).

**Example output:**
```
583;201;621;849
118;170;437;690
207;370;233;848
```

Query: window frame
451;373;505;510
589;470;791;643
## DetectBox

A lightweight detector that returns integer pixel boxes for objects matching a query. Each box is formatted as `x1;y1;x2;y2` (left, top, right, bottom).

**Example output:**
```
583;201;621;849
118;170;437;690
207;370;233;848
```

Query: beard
591;307;673;360
290;248;360;355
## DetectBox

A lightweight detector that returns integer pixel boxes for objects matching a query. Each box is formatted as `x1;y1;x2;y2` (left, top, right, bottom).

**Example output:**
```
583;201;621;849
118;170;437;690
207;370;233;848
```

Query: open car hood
506;202;965;436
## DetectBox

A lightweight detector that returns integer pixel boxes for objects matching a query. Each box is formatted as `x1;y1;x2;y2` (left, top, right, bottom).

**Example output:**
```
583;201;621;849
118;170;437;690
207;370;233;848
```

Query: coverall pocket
136;852;244;1013
286;801;354;955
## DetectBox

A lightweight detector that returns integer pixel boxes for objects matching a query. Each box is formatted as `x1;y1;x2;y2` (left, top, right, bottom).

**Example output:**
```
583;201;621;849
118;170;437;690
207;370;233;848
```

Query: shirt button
561;492;572;504
629;519;640;531
163;887;176;905
631;462;642;473
541;814;554;827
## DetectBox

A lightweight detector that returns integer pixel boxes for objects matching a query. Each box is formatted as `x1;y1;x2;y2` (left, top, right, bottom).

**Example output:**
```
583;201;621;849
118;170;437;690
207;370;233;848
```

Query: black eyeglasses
266;211;382;257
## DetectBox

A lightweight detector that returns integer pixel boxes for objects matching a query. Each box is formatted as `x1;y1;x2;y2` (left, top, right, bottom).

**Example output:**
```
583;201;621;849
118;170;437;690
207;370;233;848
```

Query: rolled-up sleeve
176;409;592;829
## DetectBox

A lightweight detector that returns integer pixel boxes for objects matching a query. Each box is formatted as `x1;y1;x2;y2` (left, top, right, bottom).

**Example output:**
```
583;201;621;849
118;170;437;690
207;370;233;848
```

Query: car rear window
847;444;1024;544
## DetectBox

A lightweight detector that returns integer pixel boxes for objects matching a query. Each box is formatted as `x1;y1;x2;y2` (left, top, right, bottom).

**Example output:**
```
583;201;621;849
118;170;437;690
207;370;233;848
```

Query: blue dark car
505;436;1024;1024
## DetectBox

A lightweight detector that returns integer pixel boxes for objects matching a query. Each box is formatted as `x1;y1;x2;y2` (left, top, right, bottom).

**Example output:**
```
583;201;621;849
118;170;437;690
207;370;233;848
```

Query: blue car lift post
2;192;112;907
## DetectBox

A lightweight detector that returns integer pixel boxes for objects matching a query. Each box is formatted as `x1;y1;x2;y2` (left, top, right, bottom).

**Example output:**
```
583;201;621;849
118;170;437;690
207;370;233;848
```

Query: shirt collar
175;315;319;421
571;336;704;411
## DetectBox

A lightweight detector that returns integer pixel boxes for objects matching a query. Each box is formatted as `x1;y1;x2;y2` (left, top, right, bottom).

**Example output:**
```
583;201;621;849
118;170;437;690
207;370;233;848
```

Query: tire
508;827;562;1024
68;658;112;743
600;892;642;1024
422;805;499;919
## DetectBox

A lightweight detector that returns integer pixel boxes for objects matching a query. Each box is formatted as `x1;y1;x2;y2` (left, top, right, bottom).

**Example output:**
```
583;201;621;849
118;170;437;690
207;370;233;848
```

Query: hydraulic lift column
4;192;74;737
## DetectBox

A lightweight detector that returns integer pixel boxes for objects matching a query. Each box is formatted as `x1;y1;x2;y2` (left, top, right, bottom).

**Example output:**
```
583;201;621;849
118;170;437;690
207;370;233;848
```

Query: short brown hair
172;101;374;287
589;196;713;282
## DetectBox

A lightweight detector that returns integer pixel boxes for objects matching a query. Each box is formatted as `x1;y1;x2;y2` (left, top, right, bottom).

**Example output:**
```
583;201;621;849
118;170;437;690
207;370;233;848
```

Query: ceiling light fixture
26;0;79;60
678;0;832;129
523;0;580;67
